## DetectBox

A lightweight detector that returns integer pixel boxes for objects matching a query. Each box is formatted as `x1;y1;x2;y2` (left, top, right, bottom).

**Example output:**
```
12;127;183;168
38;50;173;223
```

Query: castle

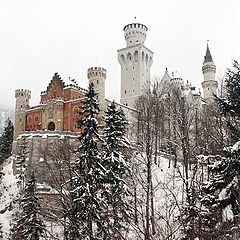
13;22;218;140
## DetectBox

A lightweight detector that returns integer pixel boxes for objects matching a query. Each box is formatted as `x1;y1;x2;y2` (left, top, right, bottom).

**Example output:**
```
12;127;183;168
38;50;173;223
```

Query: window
73;107;79;114
35;115;39;122
125;90;127;94
133;66;134;69
97;80;99;84
126;68;128;71
75;122;79;128
28;116;32;123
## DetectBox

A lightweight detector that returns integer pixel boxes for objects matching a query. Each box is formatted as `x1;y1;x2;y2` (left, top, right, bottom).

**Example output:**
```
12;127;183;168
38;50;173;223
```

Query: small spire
203;41;214;64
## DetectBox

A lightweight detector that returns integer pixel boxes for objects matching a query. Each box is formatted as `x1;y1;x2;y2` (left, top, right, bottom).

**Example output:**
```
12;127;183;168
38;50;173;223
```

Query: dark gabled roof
203;43;214;64
46;73;66;92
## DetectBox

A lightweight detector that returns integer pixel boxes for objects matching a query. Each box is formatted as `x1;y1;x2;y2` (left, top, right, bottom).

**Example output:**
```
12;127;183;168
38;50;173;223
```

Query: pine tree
12;173;45;240
0;118;14;163
0;222;3;239
102;101;130;238
65;82;106;240
15;136;28;189
199;61;240;238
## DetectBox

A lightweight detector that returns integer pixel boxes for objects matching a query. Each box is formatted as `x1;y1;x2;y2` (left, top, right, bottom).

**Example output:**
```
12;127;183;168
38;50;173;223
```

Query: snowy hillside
132;154;183;239
0;157;19;239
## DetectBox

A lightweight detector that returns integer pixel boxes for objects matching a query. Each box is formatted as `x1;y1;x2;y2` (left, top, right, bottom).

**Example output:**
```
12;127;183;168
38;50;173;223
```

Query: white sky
0;0;240;110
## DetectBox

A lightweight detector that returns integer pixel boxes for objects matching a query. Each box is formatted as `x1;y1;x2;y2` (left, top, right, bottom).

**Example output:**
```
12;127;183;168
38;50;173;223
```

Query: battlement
170;78;184;88
202;63;216;73
123;23;148;47
87;67;106;80
15;89;31;99
123;23;148;32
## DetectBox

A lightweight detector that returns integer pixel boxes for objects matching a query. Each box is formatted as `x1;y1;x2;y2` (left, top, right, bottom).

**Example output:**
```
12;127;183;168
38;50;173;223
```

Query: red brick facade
25;73;85;132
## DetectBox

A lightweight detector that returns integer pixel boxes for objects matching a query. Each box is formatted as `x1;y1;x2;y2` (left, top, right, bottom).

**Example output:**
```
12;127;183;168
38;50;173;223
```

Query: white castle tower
87;67;106;114
201;43;218;101
14;89;31;140
118;23;153;108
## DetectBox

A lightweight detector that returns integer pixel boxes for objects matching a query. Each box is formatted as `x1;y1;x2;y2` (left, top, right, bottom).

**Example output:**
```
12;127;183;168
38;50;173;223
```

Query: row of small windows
125;66;135;71
124;89;135;94
27;125;38;130
129;40;139;44
126;31;146;37
120;51;152;64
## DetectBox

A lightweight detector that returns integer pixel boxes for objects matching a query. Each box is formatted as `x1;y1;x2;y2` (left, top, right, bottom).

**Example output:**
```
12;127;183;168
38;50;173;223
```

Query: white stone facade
118;23;153;108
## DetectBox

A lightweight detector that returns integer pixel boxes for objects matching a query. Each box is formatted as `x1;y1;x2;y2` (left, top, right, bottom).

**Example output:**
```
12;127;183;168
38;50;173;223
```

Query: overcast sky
0;0;239;110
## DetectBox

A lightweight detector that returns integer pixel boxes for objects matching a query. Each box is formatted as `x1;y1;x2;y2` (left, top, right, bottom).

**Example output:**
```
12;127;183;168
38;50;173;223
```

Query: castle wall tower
201;43;218;101
14;89;31;139
87;67;106;112
118;23;153;108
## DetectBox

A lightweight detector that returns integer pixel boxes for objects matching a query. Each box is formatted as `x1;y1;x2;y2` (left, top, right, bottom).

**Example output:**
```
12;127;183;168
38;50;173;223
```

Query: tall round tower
124;23;147;47
118;22;153;108
201;43;218;101
87;67;106;111
14;89;31;139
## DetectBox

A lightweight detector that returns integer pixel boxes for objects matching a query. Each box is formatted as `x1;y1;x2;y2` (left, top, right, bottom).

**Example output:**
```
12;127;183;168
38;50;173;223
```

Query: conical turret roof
203;43;214;64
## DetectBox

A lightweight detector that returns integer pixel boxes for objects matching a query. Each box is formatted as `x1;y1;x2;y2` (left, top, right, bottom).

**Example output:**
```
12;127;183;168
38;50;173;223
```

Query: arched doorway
48;122;55;131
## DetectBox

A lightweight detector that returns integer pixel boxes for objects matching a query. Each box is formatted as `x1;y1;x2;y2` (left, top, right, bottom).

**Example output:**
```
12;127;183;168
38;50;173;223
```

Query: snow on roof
18;131;80;139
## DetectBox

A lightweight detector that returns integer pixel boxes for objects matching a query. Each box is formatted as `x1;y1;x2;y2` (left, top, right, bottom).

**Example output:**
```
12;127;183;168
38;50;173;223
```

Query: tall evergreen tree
102;101;130;238
0;118;14;163
12;173;45;240
199;61;240;239
15;136;28;189
65;82;106;240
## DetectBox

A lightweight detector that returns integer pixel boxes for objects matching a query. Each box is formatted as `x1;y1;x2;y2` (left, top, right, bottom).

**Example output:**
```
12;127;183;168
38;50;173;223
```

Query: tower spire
201;41;218;100
203;41;214;64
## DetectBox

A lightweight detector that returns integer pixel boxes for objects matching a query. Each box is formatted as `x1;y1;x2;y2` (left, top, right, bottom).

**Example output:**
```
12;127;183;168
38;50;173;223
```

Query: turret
170;77;184;90
14;89;31;139
87;67;106;112
201;43;218;100
118;22;153;108
124;23;148;47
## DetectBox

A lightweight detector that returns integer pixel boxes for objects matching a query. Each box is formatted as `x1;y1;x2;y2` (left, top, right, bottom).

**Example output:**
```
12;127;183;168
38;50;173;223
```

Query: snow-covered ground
0;156;19;238
0;154;184;239
131;153;184;239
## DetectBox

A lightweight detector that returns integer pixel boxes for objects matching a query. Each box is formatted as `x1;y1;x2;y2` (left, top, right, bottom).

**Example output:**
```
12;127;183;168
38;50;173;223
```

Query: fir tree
0;118;14;163
15;136;28;189
12;173;45;240
199;61;240;238
65;82;106;240
102;101;130;238
0;222;3;239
